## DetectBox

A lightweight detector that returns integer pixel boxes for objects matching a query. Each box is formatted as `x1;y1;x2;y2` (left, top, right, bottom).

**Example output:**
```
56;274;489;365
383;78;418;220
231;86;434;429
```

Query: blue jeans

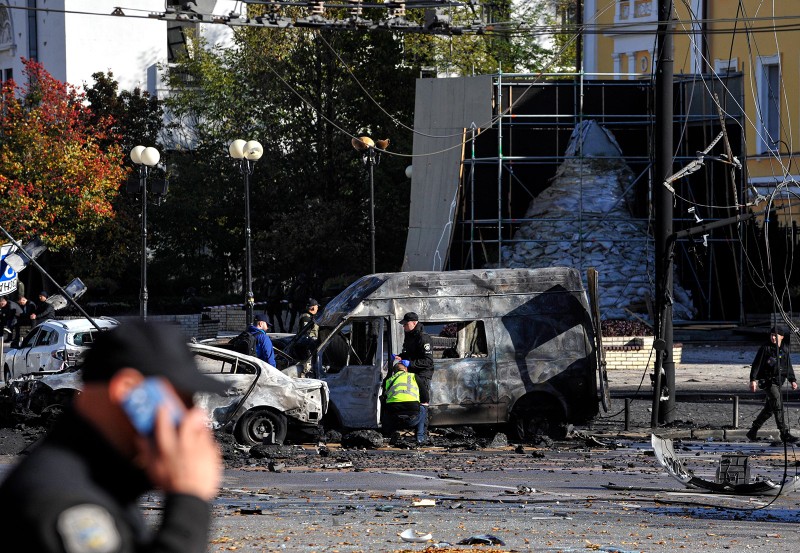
386;404;428;444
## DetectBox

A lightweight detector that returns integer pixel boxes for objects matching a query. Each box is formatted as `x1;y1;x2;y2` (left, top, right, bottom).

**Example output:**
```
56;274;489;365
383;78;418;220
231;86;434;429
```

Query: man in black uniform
298;298;320;340
747;326;799;443
31;290;56;326
0;295;22;342
0;321;226;552
395;312;434;405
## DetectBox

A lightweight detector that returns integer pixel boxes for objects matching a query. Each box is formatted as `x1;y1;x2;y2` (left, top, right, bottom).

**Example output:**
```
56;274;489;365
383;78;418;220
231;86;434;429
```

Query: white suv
3;318;119;383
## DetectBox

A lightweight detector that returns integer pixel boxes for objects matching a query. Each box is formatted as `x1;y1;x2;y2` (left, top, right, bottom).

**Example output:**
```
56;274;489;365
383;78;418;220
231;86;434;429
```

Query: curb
592;427;790;442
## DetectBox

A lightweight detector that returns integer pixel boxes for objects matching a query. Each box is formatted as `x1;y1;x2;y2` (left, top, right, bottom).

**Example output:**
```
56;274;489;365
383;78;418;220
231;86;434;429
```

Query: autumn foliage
0;59;125;249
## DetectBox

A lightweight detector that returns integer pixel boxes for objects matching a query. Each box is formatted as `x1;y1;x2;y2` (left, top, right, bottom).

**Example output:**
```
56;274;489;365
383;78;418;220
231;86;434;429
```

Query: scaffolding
447;71;746;322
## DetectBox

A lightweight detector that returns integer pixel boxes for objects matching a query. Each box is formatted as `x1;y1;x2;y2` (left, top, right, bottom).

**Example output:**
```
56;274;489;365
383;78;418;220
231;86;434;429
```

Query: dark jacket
400;323;434;380
0;299;22;328
247;324;276;366
19;300;37;323
750;340;796;387
0;409;211;552
34;300;55;325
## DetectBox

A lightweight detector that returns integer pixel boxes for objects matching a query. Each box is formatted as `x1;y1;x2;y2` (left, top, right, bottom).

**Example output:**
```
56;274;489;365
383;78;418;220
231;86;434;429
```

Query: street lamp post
129;145;162;321
351;136;388;274
229;139;264;325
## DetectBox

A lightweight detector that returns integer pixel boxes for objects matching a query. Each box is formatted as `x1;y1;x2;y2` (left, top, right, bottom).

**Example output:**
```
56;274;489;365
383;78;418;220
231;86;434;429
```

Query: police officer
16;295;37;341
0;296;22;342
747;326;799;442
0;321;225;552
382;359;427;445
298;298;320;340
395;312;434;405
31;291;55;326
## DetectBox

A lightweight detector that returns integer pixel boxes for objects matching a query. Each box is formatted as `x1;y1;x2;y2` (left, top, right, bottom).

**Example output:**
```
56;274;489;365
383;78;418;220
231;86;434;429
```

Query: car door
315;318;387;428
24;327;59;375
9;327;41;378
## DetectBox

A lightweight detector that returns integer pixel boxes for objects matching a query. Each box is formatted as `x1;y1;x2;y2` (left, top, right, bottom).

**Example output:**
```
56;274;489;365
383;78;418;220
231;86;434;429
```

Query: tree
60;72;166;291
0;60;125;251
401;0;558;75
158;26;417;299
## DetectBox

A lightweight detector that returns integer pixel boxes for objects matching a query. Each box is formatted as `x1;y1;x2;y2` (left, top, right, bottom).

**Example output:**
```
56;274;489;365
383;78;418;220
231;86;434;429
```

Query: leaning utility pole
652;0;675;426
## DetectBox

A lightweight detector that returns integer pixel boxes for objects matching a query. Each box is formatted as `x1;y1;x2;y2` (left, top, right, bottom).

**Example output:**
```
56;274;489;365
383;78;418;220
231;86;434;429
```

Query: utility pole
652;0;675;426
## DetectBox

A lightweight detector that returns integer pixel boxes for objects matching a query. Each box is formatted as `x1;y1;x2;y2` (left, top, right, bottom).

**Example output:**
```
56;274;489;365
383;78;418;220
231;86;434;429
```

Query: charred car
6;342;328;446
278;267;609;439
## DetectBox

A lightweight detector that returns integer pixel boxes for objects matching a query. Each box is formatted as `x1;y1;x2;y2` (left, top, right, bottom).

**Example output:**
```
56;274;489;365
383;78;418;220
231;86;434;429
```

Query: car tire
235;409;288;446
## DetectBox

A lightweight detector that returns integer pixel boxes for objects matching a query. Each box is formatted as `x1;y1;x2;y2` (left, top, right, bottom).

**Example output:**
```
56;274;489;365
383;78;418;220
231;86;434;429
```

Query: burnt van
281;267;609;438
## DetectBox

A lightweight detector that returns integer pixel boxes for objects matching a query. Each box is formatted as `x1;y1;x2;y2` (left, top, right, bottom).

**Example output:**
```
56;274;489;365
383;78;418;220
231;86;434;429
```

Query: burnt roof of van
318;267;586;326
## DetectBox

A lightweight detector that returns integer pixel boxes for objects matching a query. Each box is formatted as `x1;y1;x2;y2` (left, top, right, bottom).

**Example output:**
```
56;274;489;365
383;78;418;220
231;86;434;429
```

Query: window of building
714;58;738;74
0;5;12;52
756;55;781;154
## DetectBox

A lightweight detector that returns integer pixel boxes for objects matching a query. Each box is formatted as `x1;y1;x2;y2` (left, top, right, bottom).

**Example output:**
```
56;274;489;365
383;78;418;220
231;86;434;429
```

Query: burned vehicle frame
5;343;329;446
280;267;608;439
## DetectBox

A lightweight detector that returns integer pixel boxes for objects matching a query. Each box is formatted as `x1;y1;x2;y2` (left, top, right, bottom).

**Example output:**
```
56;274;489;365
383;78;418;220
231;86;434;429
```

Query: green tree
159;27;417;299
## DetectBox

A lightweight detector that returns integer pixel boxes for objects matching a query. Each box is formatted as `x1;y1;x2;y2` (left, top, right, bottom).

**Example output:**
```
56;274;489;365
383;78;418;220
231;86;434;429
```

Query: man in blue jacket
249;314;276;367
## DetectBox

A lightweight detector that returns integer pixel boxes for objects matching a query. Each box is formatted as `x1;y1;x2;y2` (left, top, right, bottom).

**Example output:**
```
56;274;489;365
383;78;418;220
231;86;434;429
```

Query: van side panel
496;285;599;422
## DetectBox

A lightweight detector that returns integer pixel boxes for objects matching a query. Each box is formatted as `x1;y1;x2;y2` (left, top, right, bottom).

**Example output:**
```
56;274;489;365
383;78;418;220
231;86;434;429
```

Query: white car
6;342;329;446
2;318;119;382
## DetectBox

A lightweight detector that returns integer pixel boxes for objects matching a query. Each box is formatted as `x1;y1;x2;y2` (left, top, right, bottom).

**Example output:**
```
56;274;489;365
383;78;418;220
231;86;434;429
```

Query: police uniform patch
423;343;432;352
57;504;121;553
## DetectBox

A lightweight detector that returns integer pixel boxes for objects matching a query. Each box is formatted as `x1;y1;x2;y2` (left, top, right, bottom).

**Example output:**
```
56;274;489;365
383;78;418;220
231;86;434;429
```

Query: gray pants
751;382;788;435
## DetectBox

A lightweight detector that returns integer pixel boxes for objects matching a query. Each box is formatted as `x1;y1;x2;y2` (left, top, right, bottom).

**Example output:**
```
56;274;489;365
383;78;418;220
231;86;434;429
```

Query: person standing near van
747;326;799;443
396;312;434;404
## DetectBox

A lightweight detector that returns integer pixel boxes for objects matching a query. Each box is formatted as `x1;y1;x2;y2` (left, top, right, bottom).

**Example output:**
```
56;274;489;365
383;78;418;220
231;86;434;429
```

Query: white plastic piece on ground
399;529;433;543
411;499;436;507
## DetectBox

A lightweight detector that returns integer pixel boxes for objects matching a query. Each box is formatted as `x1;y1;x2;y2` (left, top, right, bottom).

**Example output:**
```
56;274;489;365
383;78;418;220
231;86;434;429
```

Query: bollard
624;398;631;431
732;395;739;429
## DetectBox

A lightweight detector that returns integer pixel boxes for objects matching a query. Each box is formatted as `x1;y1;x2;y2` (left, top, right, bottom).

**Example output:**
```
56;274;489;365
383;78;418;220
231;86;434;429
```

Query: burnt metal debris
651;434;800;496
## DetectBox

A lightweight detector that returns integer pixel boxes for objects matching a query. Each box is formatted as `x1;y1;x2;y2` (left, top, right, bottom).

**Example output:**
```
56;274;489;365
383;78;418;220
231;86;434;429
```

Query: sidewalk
598;343;800;441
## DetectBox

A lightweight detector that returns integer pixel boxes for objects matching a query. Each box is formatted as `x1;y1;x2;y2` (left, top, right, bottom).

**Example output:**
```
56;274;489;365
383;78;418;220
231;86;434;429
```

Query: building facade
585;1;800;213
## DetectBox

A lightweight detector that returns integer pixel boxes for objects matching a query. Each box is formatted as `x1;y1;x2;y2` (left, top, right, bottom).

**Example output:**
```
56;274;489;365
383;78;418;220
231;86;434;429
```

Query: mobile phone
121;378;184;436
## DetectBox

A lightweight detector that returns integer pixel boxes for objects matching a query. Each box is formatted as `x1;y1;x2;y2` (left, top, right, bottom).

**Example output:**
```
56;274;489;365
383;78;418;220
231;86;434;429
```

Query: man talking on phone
0;321;226;553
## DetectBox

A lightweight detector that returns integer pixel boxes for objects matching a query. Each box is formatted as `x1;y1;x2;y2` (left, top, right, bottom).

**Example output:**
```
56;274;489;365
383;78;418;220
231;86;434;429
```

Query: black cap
771;325;789;336
254;313;269;324
39;291;48;298
82;321;226;394
306;298;319;309
399;312;419;324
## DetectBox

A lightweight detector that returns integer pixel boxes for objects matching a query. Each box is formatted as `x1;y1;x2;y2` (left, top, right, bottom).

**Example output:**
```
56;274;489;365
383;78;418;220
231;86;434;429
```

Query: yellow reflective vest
384;371;421;403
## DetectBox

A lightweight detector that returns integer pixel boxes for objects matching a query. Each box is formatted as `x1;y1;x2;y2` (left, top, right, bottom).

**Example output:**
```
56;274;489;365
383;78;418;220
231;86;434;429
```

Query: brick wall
603;336;683;371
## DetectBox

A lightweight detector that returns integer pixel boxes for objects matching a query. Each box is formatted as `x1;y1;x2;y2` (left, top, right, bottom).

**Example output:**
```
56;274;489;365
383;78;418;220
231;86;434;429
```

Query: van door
315;318;387;428
423;320;498;426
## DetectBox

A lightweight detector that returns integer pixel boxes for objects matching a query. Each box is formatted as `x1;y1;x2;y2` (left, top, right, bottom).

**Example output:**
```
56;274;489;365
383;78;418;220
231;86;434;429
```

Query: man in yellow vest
382;359;427;446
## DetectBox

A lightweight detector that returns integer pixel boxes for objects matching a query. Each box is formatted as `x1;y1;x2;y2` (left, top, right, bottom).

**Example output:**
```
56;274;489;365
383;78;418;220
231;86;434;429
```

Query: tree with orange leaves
0;59;125;250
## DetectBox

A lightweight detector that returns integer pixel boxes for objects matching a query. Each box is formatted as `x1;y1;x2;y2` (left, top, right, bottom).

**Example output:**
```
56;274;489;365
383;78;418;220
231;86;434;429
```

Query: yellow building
584;1;800;223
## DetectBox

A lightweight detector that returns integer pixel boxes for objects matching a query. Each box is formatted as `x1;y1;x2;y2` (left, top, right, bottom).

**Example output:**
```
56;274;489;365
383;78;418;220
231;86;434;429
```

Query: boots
746;427;759;442
780;430;799;443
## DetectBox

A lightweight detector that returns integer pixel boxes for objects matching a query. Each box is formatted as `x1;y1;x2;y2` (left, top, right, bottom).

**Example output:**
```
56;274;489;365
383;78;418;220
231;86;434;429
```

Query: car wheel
235;409;288;446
